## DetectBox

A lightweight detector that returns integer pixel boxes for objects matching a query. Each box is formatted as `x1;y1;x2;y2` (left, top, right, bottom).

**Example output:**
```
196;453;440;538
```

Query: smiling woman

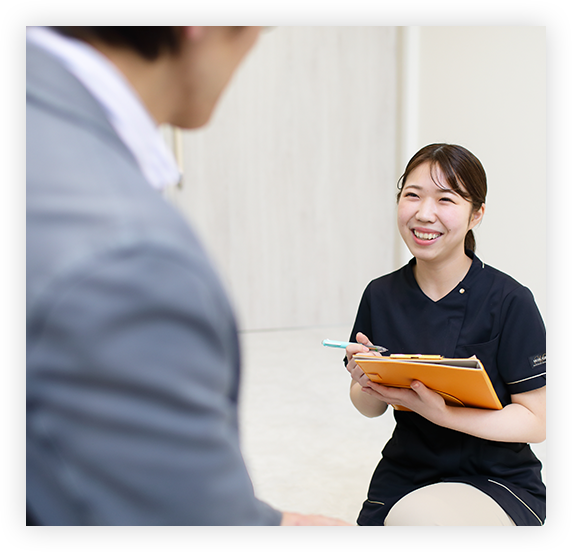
342;143;546;526
395;145;486;301
397;143;487;254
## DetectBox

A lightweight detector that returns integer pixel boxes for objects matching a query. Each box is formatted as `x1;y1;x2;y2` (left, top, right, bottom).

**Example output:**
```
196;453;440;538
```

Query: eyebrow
403;183;457;194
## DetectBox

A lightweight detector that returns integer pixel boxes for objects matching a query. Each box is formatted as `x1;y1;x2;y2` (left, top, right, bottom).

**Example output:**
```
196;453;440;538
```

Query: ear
469;203;485;230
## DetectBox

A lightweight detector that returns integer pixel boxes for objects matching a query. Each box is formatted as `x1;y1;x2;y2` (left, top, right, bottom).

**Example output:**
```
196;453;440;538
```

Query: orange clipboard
353;354;503;411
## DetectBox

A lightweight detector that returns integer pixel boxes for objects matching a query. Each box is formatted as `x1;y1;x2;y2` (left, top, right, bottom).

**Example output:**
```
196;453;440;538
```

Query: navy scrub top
348;252;546;526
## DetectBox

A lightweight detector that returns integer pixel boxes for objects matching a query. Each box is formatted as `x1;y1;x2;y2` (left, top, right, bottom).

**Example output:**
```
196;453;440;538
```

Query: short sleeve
497;286;546;395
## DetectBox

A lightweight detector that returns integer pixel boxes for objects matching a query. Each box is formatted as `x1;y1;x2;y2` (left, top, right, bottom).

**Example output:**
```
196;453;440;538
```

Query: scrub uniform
348;252;546;526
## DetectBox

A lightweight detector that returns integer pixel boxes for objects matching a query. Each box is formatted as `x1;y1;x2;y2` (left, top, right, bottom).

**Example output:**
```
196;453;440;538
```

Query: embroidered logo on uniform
529;353;546;368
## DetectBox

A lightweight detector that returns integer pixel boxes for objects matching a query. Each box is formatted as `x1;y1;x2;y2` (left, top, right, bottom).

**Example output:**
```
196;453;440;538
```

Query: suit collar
26;29;180;190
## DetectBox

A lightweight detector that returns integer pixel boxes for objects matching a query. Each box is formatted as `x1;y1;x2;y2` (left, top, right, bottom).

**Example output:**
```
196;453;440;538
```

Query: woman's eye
440;197;455;203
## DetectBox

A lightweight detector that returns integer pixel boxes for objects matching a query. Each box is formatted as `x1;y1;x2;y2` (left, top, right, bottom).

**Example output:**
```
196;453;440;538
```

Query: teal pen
322;338;388;353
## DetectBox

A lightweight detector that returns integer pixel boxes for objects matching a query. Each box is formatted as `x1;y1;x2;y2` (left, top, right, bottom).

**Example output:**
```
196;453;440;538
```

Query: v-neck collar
405;251;485;304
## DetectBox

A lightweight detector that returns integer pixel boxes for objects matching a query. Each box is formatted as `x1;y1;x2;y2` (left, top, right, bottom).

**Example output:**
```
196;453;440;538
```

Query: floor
237;326;547;525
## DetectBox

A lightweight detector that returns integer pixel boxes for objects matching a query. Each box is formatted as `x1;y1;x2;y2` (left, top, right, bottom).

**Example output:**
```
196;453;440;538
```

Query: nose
415;198;437;223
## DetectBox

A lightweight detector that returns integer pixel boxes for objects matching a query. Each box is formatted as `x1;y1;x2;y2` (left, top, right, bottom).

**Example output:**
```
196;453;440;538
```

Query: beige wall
165;26;546;329
165;27;399;331
403;26;546;319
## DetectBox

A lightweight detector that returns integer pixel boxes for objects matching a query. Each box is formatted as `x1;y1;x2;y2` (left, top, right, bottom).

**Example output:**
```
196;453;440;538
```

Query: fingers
345;343;369;359
355;332;382;357
281;512;352;526
363;381;419;408
346;358;370;386
356;332;373;347
346;333;377;387
363;380;445;419
346;332;373;361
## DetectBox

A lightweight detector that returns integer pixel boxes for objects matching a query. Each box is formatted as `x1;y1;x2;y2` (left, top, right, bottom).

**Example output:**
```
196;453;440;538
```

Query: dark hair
397;143;487;252
51;27;183;61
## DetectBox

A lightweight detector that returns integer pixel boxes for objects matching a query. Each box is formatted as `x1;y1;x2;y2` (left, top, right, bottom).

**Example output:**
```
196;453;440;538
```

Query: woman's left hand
362;379;448;424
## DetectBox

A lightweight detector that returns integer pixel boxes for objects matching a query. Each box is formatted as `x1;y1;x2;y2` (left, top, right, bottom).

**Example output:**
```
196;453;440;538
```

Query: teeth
414;230;441;240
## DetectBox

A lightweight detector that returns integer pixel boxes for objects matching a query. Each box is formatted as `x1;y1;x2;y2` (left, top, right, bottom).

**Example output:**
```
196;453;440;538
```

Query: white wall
165;26;546;328
402;26;546;319
165;27;398;331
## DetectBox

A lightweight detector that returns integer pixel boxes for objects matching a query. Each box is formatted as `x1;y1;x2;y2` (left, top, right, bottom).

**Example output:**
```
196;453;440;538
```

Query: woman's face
397;162;484;265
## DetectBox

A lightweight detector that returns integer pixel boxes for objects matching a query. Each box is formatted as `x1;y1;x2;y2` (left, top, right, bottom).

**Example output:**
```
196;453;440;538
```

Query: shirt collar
406;250;485;293
26;26;181;191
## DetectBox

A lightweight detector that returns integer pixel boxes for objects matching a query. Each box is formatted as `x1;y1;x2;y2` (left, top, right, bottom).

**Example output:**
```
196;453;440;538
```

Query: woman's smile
397;162;482;266
412;227;443;243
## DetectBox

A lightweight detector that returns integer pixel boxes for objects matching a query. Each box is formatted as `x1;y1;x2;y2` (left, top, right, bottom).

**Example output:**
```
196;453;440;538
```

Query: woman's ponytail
465;229;476;253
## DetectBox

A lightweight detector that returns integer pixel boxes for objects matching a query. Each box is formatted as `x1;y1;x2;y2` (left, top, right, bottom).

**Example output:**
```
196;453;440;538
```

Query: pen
322;339;388;353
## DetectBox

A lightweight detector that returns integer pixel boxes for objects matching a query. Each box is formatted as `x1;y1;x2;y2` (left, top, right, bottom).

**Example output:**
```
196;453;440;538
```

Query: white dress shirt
26;26;181;190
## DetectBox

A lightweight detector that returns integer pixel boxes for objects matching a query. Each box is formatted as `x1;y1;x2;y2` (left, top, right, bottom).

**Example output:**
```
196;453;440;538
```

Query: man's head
53;26;262;129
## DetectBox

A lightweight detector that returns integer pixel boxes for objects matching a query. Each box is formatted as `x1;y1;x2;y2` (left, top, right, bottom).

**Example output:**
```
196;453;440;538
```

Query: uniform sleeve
496;286;546;395
26;244;281;526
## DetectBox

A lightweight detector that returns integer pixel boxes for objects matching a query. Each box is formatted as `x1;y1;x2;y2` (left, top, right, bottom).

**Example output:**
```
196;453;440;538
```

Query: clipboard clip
389;354;443;360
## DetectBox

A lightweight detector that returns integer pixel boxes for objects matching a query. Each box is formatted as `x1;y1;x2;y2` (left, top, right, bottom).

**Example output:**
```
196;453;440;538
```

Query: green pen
322;339;388;353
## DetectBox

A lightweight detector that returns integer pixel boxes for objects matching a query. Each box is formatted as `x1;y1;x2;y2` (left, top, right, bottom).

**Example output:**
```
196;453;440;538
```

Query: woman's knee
384;483;515;526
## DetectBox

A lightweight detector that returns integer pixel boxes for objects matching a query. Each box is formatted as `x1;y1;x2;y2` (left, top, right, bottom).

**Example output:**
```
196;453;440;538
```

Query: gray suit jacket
26;40;280;526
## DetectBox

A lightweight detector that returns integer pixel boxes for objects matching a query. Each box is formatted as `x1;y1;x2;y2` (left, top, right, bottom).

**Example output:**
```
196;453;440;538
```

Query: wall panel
165;27;398;331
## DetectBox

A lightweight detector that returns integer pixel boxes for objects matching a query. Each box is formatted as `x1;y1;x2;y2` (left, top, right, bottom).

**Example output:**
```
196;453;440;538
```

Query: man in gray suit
26;26;347;526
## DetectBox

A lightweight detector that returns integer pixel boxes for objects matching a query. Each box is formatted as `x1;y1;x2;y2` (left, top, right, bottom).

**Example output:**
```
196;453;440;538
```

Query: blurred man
26;26;348;526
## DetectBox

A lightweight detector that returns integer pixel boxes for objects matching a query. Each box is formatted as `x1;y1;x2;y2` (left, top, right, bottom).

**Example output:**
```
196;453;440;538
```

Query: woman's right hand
347;332;388;417
345;332;380;387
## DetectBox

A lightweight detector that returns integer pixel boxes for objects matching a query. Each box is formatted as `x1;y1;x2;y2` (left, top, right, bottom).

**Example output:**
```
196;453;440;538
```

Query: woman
345;144;546;525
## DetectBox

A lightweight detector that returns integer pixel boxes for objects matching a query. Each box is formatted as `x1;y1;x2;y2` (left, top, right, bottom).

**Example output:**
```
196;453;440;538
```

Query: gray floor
238;326;547;525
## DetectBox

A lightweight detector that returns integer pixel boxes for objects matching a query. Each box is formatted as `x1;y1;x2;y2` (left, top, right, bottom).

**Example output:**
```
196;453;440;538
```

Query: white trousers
384;482;516;526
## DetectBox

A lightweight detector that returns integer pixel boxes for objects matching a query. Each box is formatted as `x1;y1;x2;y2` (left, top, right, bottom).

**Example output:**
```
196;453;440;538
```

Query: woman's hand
345;332;378;387
346;332;388;417
362;379;448;424
281;512;352;526
347;334;449;422
348;337;546;443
